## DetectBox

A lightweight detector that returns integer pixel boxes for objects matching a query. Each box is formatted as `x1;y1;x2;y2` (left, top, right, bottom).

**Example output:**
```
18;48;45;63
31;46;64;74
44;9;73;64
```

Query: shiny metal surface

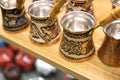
104;19;120;40
61;11;95;33
0;0;16;9
98;19;120;67
27;1;54;19
112;0;120;6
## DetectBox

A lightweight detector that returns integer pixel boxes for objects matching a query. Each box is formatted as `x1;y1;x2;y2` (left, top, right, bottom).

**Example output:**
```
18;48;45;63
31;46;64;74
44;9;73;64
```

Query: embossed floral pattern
60;30;95;60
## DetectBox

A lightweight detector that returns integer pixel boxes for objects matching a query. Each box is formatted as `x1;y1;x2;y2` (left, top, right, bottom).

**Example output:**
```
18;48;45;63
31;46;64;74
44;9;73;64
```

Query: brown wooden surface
0;0;120;80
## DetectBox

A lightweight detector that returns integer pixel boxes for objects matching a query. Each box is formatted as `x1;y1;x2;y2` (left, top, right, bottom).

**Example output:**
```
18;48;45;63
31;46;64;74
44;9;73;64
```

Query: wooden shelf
0;0;120;80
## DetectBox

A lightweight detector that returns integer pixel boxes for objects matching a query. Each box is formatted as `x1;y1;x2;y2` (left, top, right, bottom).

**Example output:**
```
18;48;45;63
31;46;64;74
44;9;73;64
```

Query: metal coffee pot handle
99;6;120;27
47;0;67;26
91;6;120;34
47;0;93;26
93;6;120;52
16;0;25;9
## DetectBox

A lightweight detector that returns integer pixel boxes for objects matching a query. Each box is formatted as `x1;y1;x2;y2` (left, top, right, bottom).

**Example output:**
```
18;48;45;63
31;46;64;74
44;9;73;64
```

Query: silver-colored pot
27;1;61;44
60;11;96;62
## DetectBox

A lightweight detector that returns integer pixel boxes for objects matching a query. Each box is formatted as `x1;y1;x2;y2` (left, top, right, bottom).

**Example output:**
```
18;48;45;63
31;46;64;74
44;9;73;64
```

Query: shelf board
0;0;120;80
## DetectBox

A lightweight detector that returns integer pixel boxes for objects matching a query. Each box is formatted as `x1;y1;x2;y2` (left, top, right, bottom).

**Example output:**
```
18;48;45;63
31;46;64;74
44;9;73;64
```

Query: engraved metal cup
60;11;96;62
98;19;120;67
27;1;61;44
0;0;29;31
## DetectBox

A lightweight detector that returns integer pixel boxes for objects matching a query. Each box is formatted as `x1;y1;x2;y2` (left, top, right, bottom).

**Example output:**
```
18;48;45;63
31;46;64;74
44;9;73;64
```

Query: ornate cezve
60;11;96;62
28;1;61;44
60;29;95;61
1;8;29;30
30;18;61;43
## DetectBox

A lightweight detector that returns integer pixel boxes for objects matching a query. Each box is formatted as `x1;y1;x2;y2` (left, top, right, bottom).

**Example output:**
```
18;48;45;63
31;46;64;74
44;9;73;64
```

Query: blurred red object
3;62;21;80
9;45;19;54
0;47;13;68
5;62;14;69
15;51;35;72
63;74;78;80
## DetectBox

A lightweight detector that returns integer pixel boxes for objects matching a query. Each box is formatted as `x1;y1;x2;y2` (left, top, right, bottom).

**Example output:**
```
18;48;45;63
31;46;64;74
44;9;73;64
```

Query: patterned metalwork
1;8;29;31
60;30;95;61
0;0;29;31
30;18;61;43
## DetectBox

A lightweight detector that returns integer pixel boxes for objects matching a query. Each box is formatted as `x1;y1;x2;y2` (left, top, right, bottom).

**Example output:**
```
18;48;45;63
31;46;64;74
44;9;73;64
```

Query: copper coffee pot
97;0;120;67
98;19;120;67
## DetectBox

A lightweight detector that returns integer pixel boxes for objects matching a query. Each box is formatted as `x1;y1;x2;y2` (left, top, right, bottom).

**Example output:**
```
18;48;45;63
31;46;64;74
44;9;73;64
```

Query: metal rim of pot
27;1;54;20
61;11;96;34
0;0;16;10
103;19;120;40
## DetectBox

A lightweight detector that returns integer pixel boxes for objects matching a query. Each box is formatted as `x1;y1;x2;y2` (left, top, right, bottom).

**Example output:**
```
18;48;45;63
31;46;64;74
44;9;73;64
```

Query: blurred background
0;39;78;80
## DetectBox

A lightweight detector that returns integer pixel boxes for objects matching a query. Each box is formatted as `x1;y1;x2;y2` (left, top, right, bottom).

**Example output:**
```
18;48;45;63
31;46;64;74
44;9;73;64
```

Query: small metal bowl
104;19;120;40
27;1;54;20
61;11;96;33
112;0;120;7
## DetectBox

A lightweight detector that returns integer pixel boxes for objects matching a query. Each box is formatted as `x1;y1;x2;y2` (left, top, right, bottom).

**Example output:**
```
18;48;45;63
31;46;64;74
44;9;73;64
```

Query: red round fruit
15;51;35;72
9;45;19;54
3;62;21;80
5;62;14;69
0;47;13;68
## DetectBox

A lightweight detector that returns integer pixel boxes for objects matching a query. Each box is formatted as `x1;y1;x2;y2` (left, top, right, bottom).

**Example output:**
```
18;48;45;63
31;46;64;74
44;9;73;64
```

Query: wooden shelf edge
0;0;120;80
